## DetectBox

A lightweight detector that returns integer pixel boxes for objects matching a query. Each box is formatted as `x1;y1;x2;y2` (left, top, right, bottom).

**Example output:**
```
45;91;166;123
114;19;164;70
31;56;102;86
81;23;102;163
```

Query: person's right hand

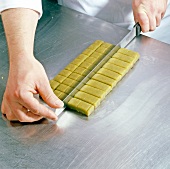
1;56;64;122
132;0;168;32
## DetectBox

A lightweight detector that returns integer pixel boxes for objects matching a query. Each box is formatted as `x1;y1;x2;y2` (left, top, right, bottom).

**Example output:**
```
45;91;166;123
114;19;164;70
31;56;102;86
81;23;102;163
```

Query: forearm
1;8;39;62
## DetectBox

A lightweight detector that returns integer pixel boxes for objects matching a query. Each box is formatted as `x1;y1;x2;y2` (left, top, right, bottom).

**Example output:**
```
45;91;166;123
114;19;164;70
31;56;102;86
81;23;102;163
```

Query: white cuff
0;0;43;18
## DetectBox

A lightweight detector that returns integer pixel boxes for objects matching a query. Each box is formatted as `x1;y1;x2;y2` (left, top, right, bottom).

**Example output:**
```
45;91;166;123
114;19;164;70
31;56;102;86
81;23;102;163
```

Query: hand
132;0;168;32
1;56;64;122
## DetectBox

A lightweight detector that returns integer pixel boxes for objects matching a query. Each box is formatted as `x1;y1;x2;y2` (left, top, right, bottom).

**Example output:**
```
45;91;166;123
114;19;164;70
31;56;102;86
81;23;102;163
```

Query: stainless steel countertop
0;1;170;169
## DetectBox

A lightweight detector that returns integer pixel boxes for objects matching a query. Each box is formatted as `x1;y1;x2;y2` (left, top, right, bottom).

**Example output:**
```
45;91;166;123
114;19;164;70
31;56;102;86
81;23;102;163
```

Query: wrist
9;52;35;67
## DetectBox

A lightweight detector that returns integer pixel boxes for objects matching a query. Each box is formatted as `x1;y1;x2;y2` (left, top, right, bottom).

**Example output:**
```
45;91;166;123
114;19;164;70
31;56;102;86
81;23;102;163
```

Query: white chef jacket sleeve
0;0;43;18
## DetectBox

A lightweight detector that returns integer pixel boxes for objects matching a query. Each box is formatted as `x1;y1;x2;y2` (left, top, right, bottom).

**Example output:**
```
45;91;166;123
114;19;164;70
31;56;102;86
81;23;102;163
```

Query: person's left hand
1;57;64;122
132;0;168;32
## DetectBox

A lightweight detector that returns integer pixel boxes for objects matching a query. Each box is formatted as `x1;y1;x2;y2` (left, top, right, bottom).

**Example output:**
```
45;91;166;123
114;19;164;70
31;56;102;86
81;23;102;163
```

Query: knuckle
150;25;156;31
18;117;35;123
34;109;40;115
13;88;25;100
8;116;15;121
13;91;21;100
17;116;26;122
4;92;11;102
156;22;160;27
44;93;53;101
6;113;15;121
1;104;5;114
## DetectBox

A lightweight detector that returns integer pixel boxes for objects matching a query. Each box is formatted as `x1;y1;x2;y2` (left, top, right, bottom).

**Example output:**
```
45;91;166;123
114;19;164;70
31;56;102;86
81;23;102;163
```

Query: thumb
38;81;64;108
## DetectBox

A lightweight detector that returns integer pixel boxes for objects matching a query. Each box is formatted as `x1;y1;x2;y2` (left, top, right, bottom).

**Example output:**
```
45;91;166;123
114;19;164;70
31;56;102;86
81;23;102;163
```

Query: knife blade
118;22;141;48
55;23;141;117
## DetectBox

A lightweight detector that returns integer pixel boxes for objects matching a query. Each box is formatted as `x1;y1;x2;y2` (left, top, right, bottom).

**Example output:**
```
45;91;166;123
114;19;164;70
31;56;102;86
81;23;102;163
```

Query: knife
54;23;141;117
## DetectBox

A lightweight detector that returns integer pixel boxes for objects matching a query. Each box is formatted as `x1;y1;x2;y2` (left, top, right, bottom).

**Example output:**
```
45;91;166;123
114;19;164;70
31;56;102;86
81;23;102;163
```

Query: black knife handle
134;22;141;36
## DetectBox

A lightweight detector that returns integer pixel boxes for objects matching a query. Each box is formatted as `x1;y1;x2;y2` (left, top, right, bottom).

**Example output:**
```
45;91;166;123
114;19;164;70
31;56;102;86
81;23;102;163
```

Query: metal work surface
0;1;170;169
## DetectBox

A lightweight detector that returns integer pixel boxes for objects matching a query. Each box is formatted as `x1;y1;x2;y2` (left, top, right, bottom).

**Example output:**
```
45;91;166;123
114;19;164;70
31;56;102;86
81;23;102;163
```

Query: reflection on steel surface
0;1;170;169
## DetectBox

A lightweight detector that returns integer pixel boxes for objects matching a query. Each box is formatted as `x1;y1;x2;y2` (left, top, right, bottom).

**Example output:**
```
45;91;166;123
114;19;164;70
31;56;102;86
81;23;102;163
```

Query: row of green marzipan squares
50;40;139;116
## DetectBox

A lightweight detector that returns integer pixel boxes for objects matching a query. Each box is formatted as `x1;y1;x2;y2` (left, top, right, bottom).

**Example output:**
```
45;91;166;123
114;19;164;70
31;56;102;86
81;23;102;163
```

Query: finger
156;14;162;27
13;105;43;122
38;81;64;108
1;95;8;114
21;93;58;121
161;12;165;19
137;11;150;32
134;16;138;24
4;111;18;121
1;94;41;122
148;13;156;31
1;98;18;121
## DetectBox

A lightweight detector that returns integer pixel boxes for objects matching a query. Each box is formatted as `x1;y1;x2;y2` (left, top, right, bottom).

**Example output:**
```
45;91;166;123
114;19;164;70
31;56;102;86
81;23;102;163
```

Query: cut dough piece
85;57;98;65
74;67;90;76
54;90;67;100
68;72;84;82
93;40;104;46
101;42;114;48
57;84;73;94
118;48;139;61
58;69;72;77
88;44;100;51
67;98;94;116
74;91;101;108
50;79;60;90
76;54;88;61
90;51;104;59
96;46;109;54
77;101;94;116
86;79;112;95
97;68;122;81
103;62;127;75
79;61;94;70
65;63;77;71
112;53;135;64
62;78;79;88
92;73;117;88
71;58;84;66
67;97;81;110
108;58;132;69
82;48;94;56
54;74;66;83
80;85;106;99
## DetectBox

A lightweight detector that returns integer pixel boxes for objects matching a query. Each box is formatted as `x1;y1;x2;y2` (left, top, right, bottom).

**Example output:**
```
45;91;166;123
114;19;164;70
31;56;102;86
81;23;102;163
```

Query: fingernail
52;116;58;121
56;100;64;107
